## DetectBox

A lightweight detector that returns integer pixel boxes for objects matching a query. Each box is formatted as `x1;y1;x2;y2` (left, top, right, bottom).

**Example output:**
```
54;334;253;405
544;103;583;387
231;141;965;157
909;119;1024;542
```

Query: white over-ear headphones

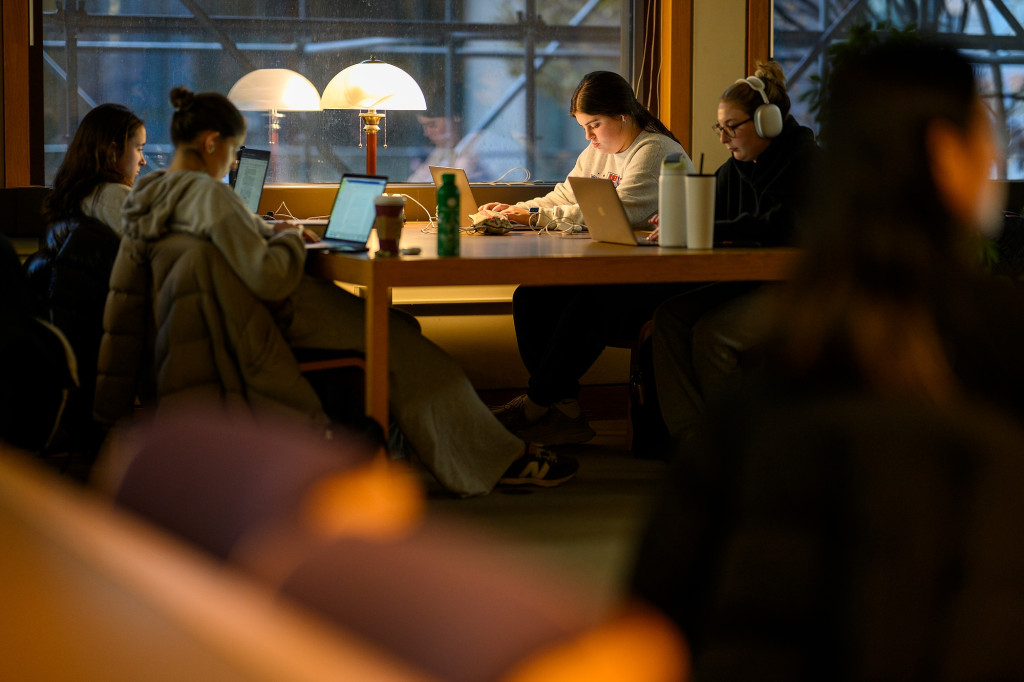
735;76;783;139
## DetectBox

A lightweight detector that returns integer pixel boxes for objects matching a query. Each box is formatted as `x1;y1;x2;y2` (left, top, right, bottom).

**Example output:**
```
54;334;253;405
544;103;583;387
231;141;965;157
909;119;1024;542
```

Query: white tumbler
658;153;689;247
685;174;716;249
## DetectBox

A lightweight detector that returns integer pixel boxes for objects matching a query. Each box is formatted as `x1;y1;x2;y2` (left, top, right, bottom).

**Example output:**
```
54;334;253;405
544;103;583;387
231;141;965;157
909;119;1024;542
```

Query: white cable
538;217;585;235
268;200;329;222
270;201;296;220
398;193;436;229
651;0;662;117
490;167;532;183
635;0;653;108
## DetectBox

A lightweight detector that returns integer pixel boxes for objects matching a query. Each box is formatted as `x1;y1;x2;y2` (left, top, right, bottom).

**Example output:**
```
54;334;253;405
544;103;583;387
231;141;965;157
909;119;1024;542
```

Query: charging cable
490;167;532;183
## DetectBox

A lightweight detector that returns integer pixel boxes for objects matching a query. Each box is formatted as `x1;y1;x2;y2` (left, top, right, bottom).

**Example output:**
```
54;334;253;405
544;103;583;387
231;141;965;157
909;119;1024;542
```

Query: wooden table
307;224;801;427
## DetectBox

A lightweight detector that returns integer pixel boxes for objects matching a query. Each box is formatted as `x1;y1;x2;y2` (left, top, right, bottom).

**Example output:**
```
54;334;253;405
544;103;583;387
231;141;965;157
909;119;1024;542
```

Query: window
42;1;631;185
774;0;1024;179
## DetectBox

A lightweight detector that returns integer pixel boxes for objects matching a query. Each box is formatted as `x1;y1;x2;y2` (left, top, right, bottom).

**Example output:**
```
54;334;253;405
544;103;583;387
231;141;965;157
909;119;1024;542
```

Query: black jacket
713;116;818;246
633;391;1024;681
24;215;120;442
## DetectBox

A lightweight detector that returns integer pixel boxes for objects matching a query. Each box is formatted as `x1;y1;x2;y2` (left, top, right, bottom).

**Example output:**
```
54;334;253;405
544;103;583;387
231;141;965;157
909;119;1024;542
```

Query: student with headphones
648;61;819;451
705;60;815;245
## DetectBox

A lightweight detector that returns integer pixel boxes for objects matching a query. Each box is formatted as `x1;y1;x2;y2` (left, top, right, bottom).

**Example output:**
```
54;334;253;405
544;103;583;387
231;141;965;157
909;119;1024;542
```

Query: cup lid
374;194;406;205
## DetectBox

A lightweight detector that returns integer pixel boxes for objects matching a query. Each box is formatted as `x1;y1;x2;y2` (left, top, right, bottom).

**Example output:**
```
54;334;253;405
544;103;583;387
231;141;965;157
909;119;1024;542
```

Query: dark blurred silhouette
0;234;76;454
631;39;1024;680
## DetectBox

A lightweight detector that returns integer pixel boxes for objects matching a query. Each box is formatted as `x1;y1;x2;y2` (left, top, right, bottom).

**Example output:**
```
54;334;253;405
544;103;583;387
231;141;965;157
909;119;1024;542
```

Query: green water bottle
437;173;460;257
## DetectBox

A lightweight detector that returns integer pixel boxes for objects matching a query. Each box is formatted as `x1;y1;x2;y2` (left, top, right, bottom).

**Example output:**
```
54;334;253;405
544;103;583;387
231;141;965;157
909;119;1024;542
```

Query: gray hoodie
123;169;305;301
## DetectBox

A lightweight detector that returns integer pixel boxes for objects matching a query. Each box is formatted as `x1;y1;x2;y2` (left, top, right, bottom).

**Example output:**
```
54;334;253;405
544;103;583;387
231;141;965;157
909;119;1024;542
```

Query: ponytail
721;61;792;119
169;86;246;145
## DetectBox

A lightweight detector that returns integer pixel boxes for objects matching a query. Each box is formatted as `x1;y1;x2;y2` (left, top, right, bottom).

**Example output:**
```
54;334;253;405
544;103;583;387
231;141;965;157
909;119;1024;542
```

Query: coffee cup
684;174;716;249
374;194;406;256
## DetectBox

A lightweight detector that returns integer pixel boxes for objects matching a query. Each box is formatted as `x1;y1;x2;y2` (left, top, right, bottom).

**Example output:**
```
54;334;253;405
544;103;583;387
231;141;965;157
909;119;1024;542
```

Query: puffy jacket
94;231;327;427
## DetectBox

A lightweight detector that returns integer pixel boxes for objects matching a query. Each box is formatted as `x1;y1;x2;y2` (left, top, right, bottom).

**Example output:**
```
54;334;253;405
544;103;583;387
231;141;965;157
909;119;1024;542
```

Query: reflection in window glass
774;0;1024;179
42;1;627;185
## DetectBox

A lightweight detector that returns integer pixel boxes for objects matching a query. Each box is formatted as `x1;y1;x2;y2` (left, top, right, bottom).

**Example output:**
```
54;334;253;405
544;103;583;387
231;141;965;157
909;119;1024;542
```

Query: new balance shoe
515;407;596;447
498;446;579;487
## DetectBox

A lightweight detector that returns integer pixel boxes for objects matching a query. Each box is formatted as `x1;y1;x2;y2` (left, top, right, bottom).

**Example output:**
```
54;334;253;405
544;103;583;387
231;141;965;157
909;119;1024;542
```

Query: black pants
512;283;695;406
652;281;769;439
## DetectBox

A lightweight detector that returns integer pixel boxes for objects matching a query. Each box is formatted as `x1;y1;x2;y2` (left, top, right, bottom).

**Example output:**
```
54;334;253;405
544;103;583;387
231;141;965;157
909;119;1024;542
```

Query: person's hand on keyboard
647;213;660;242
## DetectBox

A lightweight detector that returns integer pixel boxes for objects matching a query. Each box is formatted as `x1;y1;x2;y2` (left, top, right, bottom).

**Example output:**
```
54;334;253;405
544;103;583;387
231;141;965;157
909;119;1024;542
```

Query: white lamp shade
321;59;426;111
227;68;321;111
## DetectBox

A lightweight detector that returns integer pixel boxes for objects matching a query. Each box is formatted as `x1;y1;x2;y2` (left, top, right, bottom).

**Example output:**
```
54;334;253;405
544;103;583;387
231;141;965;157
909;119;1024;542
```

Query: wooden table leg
364;276;391;429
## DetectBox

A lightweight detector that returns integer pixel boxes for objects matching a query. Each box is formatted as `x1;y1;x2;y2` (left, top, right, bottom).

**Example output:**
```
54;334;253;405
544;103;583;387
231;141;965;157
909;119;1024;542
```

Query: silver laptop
428;166;480;227
305;173;389;251
229;147;271;214
567;176;657;246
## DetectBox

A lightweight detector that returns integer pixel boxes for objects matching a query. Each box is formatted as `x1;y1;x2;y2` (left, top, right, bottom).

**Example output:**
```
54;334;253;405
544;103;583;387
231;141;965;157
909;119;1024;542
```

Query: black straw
699;153;704;175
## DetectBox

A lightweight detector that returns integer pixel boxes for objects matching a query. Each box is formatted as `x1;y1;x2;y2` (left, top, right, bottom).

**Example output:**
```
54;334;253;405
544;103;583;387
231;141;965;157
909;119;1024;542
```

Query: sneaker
515;407;596;447
499;446;579;487
492;394;542;433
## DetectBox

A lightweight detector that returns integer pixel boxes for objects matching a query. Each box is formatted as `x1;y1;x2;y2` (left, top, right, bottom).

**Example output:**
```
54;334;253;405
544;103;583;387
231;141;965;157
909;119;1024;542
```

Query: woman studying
649;61;819;449
25;103;148;454
42;103;147;235
482;70;688;229
489;71;694;446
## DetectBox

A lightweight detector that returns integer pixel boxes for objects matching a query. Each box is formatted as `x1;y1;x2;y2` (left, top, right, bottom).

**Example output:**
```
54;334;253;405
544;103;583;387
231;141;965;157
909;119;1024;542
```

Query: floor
424;416;669;611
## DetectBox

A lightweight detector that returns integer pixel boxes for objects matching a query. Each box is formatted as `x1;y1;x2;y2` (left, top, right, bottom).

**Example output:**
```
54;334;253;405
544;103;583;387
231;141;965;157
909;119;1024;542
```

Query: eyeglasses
712;117;753;139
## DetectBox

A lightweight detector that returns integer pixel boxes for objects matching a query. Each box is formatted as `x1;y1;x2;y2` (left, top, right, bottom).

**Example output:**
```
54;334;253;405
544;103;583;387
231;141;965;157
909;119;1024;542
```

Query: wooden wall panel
659;0;693;155
747;0;774;72
2;0;44;187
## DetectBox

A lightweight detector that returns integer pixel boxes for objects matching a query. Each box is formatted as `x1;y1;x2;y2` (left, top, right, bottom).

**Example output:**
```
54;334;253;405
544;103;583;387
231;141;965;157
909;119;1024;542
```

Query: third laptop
567;176;657;246
428;166;480;227
304;173;389;251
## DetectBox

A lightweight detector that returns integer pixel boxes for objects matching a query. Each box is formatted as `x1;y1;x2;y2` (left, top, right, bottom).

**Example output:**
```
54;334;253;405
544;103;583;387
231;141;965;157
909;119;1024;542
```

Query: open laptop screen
230;147;271;213
428;166;478;227
324;174;389;241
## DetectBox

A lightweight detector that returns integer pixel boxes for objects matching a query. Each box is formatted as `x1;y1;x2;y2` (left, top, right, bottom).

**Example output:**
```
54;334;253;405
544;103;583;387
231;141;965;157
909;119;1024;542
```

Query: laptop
229;147;271;214
567;176;657;246
428;166;480;228
304;173;389;251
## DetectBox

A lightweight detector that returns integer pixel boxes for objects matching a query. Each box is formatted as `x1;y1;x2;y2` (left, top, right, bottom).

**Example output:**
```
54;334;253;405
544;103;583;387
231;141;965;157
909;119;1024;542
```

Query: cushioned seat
23;215;120;455
1;233;77;453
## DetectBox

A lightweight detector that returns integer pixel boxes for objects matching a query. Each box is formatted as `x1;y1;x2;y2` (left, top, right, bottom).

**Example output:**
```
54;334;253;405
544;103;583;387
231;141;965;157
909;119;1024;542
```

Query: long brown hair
569;71;679;144
42;103;144;224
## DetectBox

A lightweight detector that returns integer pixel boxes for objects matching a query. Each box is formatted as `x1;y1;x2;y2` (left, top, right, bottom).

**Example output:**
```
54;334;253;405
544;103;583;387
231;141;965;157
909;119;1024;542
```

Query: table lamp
227;68;322;147
320;56;427;175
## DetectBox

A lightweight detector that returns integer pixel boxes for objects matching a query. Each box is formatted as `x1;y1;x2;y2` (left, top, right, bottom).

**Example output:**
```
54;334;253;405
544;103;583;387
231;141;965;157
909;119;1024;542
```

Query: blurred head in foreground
773;39;1005;402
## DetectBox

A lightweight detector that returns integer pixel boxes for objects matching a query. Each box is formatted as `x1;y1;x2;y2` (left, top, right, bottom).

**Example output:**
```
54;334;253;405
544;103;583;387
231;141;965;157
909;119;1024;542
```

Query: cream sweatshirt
516;131;689;228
